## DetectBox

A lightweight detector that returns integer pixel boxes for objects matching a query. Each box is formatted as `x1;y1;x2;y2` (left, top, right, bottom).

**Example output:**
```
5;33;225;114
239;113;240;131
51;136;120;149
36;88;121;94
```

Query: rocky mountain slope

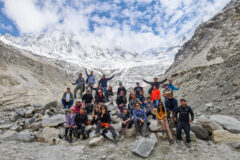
165;0;240;118
0;41;71;108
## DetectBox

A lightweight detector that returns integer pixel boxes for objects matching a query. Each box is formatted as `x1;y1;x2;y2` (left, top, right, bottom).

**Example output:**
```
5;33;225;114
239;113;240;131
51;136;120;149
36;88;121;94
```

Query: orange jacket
151;89;161;100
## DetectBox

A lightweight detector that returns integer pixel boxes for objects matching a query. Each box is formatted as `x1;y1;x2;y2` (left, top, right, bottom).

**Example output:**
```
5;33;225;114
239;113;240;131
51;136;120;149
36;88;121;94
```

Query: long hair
157;101;165;113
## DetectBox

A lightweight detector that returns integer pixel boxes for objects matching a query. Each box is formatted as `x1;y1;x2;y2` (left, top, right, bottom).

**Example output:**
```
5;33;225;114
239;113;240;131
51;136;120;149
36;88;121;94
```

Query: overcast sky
0;0;230;52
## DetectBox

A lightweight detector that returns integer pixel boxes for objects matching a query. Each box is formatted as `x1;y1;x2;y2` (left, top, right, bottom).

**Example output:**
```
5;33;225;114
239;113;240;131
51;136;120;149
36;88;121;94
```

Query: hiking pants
96;120;117;138
177;121;191;143
74;85;84;99
134;119;147;135
62;99;73;109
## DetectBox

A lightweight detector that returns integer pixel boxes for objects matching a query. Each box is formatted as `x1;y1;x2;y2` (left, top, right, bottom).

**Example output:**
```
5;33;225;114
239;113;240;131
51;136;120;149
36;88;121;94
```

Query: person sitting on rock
145;97;155;119
105;86;114;102
162;83;172;102
92;105;100;125
61;87;74;109
74;100;83;113
95;90;106;104
128;93;140;114
174;99;194;148
117;82;127;96
167;79;180;92
120;107;132;140
72;73;85;99
116;91;127;113
133;103;147;137
151;85;161;108
137;90;145;109
134;82;143;97
165;93;178;119
142;77;167;95
156;101;174;144
98;74;114;96
92;84;104;99
74;107;89;139
82;89;94;115
96;105;118;140
64;107;76;143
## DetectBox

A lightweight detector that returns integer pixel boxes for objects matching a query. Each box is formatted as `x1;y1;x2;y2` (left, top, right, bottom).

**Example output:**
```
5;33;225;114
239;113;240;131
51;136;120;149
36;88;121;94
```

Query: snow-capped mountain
0;31;178;88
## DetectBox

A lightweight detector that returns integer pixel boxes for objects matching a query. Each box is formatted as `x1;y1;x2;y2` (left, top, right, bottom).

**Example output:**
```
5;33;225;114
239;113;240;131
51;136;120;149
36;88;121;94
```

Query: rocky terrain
0;0;240;160
165;0;240;119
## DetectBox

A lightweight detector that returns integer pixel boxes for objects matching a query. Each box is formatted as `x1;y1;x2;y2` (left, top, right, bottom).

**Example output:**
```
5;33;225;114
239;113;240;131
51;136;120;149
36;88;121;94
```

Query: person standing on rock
95;105;118;141
120;107;132;140
174;99;194;148
82;89;94;114
167;79;180;92
134;82;143;97
72;73;85;99
133;103;147;137
98;74;114;96
74;107;89;139
64;107;76;143
61;87;74;109
156;102;174;144
116;91;127;113
142;77;167;94
85;69;95;93
117;82;127;96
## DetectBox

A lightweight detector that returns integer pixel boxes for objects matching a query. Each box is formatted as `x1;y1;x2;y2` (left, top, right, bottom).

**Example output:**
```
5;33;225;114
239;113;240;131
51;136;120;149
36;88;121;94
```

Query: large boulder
0;130;18;141
196;115;223;133
125;127;136;138
0;130;33;142
88;136;104;146
190;123;209;140
38;127;60;144
210;115;240;134
111;115;120;124
229;142;240;149
42;114;65;127
103;130;119;141
24;107;36;118
16;131;34;142
112;122;122;132
31;122;42;131
43;101;58;110
131;133;157;158
149;119;162;132
212;130;240;143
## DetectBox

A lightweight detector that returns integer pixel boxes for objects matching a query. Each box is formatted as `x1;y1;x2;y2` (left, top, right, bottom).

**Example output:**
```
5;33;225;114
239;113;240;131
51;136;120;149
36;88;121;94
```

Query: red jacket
151;89;161;100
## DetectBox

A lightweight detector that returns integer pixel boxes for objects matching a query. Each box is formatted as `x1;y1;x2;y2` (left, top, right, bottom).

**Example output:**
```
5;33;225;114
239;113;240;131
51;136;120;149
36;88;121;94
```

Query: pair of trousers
61;99;73;109
74;85;85;99
177;121;191;143
96;120;117;138
134;119;147;135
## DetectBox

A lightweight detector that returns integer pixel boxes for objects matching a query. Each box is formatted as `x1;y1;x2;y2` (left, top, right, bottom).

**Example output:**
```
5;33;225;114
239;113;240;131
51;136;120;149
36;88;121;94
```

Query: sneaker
68;139;72;143
186;143;191;148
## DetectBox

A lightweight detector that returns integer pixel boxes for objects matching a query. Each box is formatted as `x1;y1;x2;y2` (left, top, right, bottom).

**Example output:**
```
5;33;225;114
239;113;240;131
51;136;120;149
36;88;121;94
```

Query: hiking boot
68;139;72;143
186;143;191;148
169;139;174;144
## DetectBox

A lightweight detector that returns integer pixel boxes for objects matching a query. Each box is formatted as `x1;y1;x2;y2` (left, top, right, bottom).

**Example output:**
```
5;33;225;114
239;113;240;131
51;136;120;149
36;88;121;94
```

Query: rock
32;130;42;139
42;114;65;127
9;113;21;122
183;131;197;142
149;119;162;132
34;103;43;108
131;133;157;158
157;132;166;140
57;127;65;138
106;103;116;112
10;123;23;132
88;136;104;146
229;142;240;149
0;130;18;141
89;131;97;140
31;122;42;131
38;127;60;144
15;109;26;117
85;125;96;131
103;130;119;141
125;127;136;138
112;122;122;132
212;130;240;143
16;131;34;142
210;115;240;133
190;123;209;140
0;124;13;130
43;101;58;110
24;108;35;118
197;115;223;133
110;115;120;124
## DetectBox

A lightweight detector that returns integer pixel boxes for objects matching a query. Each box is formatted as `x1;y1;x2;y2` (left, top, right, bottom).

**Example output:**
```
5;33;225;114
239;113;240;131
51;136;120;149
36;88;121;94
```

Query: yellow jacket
155;107;167;120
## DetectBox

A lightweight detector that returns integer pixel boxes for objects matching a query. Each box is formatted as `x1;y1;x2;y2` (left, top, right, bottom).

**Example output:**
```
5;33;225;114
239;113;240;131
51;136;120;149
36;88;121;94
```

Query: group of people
61;69;194;148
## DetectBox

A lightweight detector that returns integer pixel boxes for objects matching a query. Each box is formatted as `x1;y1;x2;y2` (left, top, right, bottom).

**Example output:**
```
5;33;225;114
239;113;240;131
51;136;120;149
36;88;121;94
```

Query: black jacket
174;105;194;122
95;94;106;104
75;112;88;126
116;95;127;105
105;90;113;100
117;87;127;96
134;86;143;95
120;111;132;121
143;79;167;89
98;112;111;124
82;94;93;104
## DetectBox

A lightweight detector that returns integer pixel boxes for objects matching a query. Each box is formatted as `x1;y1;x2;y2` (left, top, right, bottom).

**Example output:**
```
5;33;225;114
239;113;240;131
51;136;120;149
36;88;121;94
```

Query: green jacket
62;92;74;100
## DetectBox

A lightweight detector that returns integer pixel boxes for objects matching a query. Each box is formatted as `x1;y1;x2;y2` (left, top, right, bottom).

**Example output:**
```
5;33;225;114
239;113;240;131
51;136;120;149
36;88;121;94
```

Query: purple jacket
66;113;76;126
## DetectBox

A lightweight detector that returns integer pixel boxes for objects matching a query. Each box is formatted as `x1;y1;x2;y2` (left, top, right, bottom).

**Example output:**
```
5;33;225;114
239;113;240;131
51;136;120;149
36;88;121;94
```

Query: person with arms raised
142;77;167;94
99;74;114;96
85;69;95;93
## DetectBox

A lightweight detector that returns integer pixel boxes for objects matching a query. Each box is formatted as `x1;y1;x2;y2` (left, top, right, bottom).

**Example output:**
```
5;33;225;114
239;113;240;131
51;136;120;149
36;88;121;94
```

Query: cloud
0;23;13;31
0;0;231;53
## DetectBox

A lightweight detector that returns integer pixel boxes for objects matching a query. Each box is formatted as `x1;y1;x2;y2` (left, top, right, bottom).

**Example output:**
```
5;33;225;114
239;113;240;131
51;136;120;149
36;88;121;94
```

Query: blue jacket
98;76;114;87
168;84;179;91
85;70;95;84
165;98;178;112
133;109;147;121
